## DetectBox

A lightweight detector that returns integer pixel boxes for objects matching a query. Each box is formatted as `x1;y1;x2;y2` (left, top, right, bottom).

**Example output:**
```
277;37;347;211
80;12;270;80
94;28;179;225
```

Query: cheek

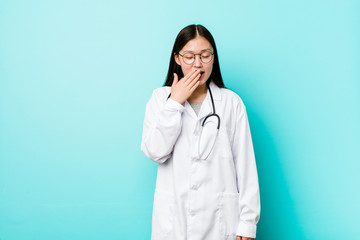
181;65;192;76
206;64;214;76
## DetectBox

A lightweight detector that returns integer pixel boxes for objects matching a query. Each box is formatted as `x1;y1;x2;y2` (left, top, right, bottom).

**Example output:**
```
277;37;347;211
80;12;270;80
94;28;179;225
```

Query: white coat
141;81;260;240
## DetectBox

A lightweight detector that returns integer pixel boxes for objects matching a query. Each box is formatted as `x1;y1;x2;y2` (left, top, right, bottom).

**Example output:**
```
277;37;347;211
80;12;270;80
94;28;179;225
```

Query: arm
141;70;202;163
232;101;261;239
141;89;184;164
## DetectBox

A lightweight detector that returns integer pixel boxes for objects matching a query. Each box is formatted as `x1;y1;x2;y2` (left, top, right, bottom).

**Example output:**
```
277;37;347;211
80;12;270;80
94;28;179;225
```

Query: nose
193;55;202;67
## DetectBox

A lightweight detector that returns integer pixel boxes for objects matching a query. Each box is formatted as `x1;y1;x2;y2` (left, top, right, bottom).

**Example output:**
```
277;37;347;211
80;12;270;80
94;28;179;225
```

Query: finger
189;79;200;92
185;71;201;86
172;73;178;86
236;236;241;240
184;69;200;84
187;73;201;89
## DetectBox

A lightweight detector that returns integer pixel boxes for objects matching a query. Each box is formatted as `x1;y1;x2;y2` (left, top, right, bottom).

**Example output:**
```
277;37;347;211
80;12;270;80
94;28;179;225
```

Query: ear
174;53;181;66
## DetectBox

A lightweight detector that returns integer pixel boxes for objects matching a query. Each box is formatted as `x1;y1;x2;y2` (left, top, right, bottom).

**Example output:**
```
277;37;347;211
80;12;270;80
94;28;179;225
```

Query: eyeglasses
178;50;214;65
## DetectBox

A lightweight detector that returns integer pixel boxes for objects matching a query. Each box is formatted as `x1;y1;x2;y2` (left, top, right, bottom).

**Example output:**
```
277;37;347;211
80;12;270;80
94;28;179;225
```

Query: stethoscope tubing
166;81;221;160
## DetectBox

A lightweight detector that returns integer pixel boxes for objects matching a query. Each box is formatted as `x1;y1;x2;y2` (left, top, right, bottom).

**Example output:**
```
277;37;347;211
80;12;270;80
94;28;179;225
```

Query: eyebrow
183;48;212;53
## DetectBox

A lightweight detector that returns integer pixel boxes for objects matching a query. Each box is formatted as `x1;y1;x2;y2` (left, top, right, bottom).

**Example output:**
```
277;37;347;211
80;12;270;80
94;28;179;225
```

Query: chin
198;79;207;86
201;76;210;85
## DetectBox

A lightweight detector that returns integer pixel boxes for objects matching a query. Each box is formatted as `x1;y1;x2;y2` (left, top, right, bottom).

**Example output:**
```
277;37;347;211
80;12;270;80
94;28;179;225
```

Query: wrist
170;96;185;105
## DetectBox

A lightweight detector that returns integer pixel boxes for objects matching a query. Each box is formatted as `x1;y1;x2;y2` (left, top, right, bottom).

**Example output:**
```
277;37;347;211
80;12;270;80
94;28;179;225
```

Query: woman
141;24;260;240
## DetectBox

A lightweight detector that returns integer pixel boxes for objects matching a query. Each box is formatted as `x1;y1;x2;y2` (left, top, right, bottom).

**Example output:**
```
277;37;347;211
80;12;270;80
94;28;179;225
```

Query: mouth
199;71;205;79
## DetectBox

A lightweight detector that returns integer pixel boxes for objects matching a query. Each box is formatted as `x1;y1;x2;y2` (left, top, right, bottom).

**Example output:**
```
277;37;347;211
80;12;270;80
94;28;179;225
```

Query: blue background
0;0;359;239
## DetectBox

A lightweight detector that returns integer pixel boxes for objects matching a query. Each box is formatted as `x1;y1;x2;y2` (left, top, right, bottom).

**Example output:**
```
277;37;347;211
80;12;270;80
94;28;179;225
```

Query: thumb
172;73;178;86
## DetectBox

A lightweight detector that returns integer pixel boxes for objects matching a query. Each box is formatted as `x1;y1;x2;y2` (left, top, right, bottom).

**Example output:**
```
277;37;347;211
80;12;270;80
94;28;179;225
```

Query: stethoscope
167;81;220;160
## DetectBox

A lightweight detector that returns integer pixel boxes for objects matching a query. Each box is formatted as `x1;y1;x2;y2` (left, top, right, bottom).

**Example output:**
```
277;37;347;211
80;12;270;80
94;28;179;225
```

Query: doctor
141;24;260;240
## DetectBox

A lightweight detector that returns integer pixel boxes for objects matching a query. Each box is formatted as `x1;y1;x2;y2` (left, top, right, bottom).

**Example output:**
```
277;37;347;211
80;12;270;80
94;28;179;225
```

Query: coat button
189;210;195;216
191;184;199;190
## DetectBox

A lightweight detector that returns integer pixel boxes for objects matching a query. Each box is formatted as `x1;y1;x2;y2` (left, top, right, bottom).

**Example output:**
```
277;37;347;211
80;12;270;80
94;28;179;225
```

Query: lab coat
141;81;260;240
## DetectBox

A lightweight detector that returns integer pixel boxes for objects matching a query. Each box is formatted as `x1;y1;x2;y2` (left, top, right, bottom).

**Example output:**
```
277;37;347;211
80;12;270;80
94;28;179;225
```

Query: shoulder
219;87;246;109
149;86;171;100
146;86;171;106
219;87;249;120
152;86;171;97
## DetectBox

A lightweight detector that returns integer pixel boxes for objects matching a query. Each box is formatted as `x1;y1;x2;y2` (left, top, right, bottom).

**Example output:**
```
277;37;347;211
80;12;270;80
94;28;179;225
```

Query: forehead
180;36;213;52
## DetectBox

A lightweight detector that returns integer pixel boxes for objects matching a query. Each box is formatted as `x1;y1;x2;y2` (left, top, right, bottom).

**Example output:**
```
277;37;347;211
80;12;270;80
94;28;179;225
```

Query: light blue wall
0;0;359;239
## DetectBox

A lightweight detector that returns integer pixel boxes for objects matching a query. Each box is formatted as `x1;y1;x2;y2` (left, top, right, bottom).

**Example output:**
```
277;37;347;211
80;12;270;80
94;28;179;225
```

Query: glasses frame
178;50;214;65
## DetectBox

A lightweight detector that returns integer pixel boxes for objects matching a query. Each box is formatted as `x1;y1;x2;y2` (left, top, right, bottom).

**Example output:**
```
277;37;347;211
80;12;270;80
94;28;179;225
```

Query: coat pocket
151;188;176;239
219;192;240;238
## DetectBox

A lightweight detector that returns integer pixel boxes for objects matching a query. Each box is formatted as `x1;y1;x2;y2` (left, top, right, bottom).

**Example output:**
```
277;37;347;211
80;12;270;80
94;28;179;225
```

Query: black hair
163;24;225;88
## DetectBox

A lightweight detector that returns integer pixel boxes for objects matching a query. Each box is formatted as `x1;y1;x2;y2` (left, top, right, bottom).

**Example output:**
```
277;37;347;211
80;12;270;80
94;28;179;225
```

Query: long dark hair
163;24;225;88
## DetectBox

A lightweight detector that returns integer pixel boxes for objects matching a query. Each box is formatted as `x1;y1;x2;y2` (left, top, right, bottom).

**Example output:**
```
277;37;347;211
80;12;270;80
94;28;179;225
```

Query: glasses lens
182;53;194;64
201;51;213;63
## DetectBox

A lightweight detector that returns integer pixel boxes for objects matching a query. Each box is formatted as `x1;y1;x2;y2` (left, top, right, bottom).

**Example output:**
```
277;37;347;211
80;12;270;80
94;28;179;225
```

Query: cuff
236;222;257;238
165;98;185;112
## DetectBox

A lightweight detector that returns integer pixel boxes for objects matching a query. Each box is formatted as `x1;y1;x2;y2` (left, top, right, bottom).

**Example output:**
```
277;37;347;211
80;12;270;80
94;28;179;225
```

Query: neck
188;82;208;103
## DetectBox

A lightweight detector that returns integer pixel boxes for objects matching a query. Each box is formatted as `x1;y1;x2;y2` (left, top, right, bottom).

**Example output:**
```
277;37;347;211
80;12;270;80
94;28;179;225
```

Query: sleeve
141;89;185;163
232;101;261;238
